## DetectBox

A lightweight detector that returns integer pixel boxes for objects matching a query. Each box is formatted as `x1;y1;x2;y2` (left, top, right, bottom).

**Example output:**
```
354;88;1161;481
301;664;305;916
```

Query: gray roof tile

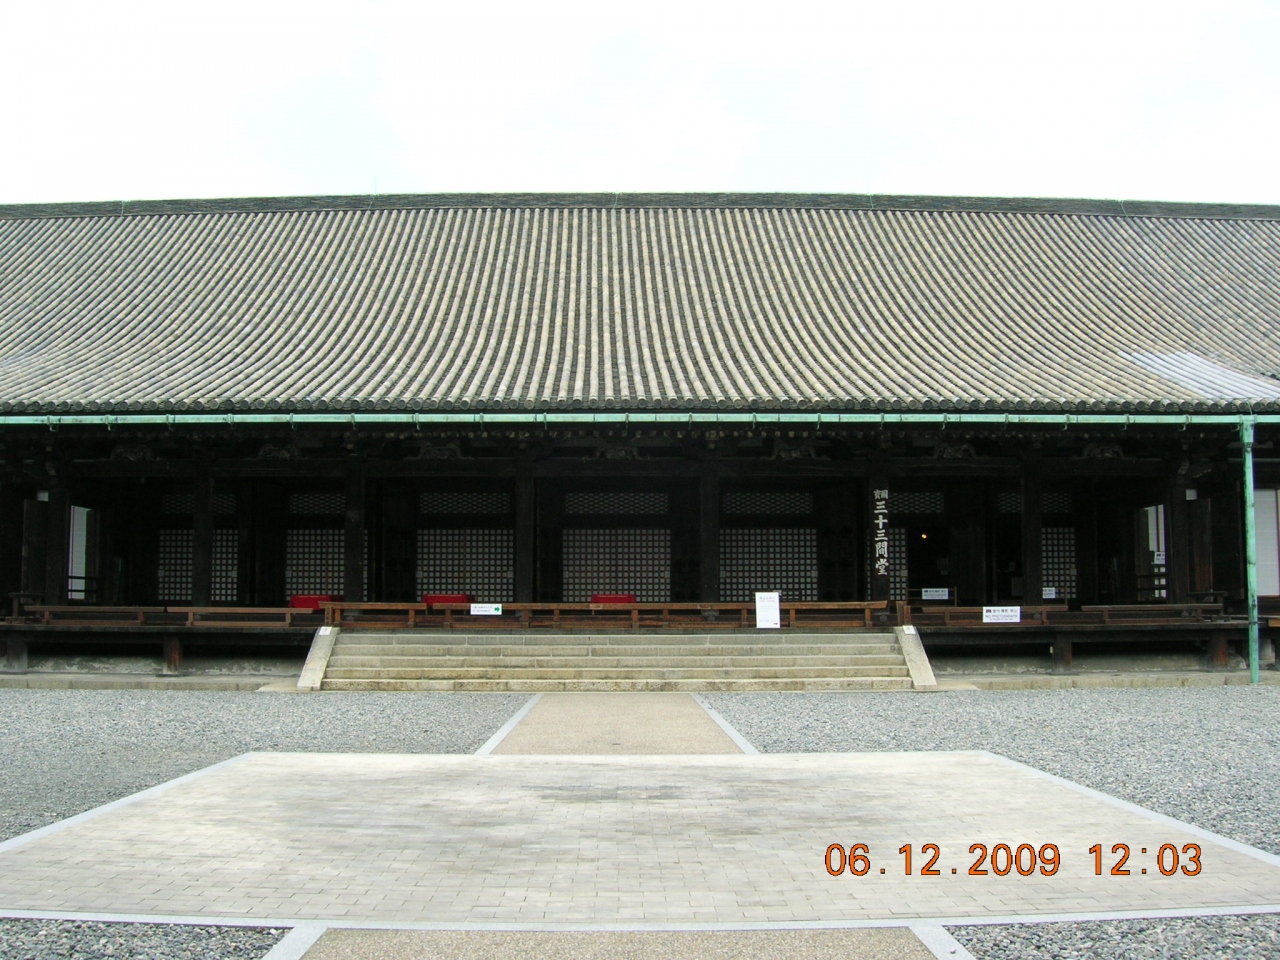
0;196;1277;414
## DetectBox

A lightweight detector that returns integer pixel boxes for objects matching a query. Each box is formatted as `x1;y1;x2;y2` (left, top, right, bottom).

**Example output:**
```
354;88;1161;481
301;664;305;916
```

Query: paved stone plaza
0;748;1277;927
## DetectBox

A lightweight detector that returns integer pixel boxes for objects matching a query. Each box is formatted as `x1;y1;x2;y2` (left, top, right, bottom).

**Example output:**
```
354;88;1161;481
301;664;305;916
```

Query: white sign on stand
755;592;781;629
921;588;950;600
983;606;1021;623
470;603;503;616
1042;586;1058;600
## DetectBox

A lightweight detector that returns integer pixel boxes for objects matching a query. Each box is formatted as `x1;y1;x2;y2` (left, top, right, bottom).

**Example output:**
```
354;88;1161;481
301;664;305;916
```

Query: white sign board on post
1042;586;1058;600
921;588;950;601
470;603;503;616
982;606;1021;623
755;592;781;629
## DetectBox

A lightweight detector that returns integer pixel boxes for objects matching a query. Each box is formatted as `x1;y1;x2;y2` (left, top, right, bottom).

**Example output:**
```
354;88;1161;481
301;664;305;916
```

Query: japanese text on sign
872;488;890;579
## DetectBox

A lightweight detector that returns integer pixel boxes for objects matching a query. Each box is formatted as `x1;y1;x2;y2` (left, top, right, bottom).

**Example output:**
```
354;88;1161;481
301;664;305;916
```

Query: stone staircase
315;631;919;691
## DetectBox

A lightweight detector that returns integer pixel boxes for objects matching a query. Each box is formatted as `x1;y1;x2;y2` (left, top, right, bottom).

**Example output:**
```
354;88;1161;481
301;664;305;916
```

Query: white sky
2;0;1277;205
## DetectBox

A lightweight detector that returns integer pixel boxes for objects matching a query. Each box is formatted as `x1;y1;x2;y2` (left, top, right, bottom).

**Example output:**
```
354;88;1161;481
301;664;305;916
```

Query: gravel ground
0;920;284;960
0;690;527;842
952;915;1280;959
0;689;527;960
704;687;1280;959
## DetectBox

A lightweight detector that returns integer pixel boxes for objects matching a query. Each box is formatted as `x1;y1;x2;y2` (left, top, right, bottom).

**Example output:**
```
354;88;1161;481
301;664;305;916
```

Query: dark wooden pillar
535;482;564;601
949;481;987;605
254;483;286;606
20;498;49;604
192;474;214;605
1052;637;1073;672
382;483;417;602
1166;480;1191;603
515;466;536;603
699;464;720;602
344;469;366;602
0;484;24;606
43;479;69;604
1075;479;1100;604
1020;460;1043;604
869;473;890;602
162;635;182;675
235;481;254;606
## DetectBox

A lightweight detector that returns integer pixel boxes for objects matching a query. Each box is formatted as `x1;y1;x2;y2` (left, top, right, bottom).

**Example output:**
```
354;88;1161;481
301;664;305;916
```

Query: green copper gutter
0;411;1278;428
1242;419;1261;683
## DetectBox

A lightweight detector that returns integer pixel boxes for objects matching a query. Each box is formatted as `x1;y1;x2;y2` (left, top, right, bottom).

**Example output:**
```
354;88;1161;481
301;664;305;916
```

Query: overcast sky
3;1;1277;205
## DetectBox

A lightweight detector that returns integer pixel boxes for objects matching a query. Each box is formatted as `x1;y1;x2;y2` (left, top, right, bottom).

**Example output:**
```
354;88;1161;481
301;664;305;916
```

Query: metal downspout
1242;418;1259;683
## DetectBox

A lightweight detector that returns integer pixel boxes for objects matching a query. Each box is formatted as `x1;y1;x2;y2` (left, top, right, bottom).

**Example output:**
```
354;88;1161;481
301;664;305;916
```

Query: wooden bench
909;603;1242;671
167;606;323;629
22;605;172;627
3;604;322;674
323;600;892;631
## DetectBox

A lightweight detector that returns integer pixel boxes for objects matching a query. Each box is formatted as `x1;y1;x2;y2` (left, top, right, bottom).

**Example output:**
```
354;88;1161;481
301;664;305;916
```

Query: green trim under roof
2;411;1278;429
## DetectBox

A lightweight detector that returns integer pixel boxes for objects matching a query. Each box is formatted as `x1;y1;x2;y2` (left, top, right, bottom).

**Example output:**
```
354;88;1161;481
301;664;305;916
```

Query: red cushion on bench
289;594;341;611
423;593;475;607
591;593;636;604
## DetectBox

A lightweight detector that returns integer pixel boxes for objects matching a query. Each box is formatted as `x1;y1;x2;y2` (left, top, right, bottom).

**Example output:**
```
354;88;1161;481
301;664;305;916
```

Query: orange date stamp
824;842;1202;877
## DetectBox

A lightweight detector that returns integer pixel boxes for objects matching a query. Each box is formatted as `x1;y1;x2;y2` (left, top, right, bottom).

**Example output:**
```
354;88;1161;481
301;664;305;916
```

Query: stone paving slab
0;752;1277;925
491;693;742;754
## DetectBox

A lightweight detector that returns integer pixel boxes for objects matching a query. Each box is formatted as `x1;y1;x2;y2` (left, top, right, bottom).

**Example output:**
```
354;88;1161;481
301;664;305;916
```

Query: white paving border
261;921;327;959
6;906;1280;929
691;693;759;753
474;693;542;755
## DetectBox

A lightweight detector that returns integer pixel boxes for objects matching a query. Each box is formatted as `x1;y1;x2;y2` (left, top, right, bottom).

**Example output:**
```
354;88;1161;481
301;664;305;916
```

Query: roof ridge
2;193;1279;222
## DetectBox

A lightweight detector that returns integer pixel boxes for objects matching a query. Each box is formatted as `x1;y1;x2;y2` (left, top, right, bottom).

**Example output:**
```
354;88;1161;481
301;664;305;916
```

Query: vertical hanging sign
871;487;891;600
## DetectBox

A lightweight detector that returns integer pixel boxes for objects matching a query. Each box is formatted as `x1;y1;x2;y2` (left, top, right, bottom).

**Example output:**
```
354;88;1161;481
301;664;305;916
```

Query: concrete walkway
490;692;742;754
4;692;1277;960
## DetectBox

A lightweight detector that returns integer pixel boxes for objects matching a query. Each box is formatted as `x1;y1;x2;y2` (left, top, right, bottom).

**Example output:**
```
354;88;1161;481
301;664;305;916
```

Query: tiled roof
0;194;1277;415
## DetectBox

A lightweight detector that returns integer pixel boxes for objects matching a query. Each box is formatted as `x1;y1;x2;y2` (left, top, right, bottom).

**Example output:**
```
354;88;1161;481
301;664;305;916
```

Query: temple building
0;193;1277;681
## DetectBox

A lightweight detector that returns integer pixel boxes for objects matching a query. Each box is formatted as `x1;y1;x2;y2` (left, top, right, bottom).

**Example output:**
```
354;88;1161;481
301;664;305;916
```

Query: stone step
320;676;915;692
322;664;912;680
329;643;903;659
326;653;907;670
334;632;898;647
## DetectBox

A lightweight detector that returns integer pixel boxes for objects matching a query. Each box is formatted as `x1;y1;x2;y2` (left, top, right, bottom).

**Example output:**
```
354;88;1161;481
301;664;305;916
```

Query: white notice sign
470;603;503;616
1042;586;1058;600
755;591;781;629
921;588;950;600
983;606;1021;624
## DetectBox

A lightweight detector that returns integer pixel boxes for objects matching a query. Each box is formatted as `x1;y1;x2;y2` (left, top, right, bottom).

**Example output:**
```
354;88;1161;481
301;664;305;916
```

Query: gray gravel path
0;690;527;843
0;689;527;960
0;920;283;960
704;687;1280;959
952;915;1280;958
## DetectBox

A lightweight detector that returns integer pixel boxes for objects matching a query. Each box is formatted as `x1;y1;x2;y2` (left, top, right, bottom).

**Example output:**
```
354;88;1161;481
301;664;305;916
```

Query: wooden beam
1165;479;1191;603
949;480;986;605
515;466;535;603
1075;479;1100;604
162;635;182;675
699;464;720;602
4;636;27;673
344;469;367;603
1021;460;1043;604
1051;639;1073;673
20;498;49;603
43;480;69;604
191;474;214;605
